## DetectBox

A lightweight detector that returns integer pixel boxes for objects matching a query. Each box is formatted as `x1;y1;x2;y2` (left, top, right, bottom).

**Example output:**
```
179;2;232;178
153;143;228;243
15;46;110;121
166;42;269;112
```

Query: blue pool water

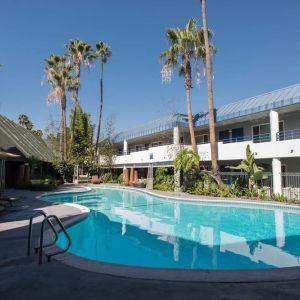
44;188;300;270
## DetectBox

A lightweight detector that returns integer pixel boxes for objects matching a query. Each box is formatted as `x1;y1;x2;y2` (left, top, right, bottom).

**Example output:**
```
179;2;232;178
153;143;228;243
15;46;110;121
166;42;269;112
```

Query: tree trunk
61;93;67;160
95;62;104;160
69;62;81;157
201;0;222;185
184;57;197;153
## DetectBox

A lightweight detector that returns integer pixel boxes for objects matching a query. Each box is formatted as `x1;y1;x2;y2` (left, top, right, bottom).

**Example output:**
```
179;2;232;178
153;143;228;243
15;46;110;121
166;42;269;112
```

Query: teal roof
0;115;54;162
115;83;300;142
114;114;188;143
195;83;300;126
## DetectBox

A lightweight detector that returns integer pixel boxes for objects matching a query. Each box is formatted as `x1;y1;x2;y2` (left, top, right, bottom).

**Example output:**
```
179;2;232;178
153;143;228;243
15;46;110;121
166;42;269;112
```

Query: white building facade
112;83;300;196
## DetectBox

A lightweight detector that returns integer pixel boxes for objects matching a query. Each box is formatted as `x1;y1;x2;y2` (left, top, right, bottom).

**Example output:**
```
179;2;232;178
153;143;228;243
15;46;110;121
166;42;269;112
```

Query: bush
102;172;113;183
117;173;123;184
53;160;74;183
154;167;174;191
271;193;287;202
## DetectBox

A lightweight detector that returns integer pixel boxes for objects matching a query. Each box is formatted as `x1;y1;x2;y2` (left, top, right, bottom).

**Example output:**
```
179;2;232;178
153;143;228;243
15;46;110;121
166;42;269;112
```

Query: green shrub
271;193;287;202
102;172;113;183
154;167;174;191
53;160;74;183
117;173;123;184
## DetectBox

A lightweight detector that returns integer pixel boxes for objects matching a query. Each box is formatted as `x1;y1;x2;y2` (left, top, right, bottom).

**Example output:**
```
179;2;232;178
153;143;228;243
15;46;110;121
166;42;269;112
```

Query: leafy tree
18;114;33;130
70;107;94;166
95;41;112;159
228;145;266;190
45;55;79;159
98;116;116;169
32;130;43;138
160;18;214;153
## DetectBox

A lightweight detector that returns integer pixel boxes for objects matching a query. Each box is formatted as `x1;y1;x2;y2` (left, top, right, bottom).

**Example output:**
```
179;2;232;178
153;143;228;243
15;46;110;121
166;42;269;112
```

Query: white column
173;126;180;145
272;158;282;195
123;140;128;155
270;110;279;142
173;126;181;192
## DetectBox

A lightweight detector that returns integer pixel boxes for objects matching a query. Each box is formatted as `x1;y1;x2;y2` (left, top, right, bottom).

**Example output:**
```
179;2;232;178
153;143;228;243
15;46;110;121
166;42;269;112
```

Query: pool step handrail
27;210;71;264
27;210;58;256
38;215;72;264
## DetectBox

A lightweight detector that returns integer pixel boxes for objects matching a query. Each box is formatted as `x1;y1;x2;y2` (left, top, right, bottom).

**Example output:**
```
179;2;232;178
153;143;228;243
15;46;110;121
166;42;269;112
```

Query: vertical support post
272;158;282;195
133;169;138;183
270;110;279;142
270;110;282;195
123;140;128;155
129;167;134;185
173;126;181;192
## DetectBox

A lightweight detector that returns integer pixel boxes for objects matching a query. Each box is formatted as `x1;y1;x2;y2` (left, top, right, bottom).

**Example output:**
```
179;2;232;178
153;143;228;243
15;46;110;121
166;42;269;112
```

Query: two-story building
112;83;300;195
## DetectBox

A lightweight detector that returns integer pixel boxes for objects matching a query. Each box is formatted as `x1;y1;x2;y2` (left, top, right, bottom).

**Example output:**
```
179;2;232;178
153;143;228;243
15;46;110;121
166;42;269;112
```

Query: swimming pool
44;187;300;270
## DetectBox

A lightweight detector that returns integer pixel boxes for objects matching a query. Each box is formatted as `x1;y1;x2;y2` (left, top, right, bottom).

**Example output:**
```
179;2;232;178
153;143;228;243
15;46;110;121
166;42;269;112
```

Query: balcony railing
276;129;300;141
117;142;172;156
221;133;271;144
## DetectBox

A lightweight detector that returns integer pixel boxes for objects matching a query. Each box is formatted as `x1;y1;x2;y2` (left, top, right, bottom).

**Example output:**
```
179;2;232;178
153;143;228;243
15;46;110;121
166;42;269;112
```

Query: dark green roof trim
0;115;54;162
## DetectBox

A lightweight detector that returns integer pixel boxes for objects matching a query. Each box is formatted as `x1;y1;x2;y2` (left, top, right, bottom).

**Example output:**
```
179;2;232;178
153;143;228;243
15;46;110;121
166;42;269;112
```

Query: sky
0;0;300;135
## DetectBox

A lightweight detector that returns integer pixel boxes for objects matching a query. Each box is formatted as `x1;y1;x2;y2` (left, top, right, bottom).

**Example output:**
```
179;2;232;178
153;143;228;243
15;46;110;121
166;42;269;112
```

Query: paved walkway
1;185;300;299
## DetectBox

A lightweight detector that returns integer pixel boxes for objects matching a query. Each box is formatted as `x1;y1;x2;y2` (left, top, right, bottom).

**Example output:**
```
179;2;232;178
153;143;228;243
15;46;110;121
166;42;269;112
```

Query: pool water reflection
44;188;300;270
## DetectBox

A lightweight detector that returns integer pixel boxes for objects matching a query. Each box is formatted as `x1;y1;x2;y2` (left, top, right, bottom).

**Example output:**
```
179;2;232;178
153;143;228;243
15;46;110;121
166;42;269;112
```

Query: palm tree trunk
95;62;104;159
69;63;81;157
184;58;197;153
61;93;67;160
201;0;221;185
186;88;197;152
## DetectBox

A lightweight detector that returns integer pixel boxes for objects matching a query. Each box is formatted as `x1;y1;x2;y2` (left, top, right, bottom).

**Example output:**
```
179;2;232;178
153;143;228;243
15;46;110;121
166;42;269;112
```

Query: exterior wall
115;144;177;166
114;109;300;174
282;111;300;131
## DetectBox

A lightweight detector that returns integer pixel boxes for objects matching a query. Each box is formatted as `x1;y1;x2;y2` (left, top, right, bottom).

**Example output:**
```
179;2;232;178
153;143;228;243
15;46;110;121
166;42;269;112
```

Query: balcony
277;129;300;141
114;144;177;166
221;133;271;144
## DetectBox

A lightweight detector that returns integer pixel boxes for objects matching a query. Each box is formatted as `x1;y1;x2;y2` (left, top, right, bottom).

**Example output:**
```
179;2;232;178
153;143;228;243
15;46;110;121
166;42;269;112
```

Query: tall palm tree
94;41;112;158
160;18;213;153
45;55;79;160
201;0;222;185
65;39;95;152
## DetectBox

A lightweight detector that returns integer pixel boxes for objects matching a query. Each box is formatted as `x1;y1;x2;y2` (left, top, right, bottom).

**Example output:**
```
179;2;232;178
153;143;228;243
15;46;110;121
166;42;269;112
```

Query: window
232;127;244;141
151;141;162;147
219;130;230;142
196;134;209;144
135;145;143;151
252;121;284;143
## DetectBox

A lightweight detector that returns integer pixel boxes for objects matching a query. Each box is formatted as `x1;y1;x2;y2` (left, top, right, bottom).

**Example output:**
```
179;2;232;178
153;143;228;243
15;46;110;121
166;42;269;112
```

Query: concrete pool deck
1;185;300;299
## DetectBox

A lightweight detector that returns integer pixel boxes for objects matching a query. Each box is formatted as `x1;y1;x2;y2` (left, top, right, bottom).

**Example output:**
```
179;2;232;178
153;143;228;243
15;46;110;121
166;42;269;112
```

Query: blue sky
0;0;300;134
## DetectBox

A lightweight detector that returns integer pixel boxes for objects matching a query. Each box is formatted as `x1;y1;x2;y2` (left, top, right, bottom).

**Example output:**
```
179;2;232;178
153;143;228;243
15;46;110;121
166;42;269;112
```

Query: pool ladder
27;210;71;264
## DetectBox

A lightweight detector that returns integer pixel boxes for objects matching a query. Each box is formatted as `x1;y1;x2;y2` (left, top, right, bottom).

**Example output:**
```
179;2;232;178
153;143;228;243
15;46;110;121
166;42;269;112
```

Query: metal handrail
27;210;58;256
276;129;300;141
38;215;72;264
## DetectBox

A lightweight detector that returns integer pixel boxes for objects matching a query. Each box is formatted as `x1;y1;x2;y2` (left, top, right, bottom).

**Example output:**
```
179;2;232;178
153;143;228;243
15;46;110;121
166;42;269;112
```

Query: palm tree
160;18;213;153
201;0;221;185
94;41;112;158
18;114;33;130
65;39;95;152
45;55;79;159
